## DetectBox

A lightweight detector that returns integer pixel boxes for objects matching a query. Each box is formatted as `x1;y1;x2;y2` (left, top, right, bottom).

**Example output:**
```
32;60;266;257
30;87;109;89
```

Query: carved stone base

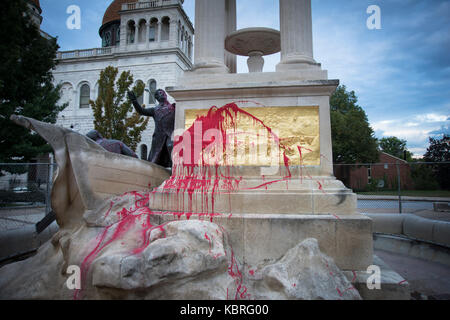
154;213;373;271
150;175;357;215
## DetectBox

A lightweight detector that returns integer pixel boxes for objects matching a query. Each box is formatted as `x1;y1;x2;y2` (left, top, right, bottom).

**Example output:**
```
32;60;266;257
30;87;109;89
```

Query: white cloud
414;113;449;123
372;111;449;156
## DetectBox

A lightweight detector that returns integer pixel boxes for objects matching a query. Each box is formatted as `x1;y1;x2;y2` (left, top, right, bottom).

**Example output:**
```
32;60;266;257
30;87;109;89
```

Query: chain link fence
0;163;58;264
1;161;449;217
334;161;450;215
0;163;56;211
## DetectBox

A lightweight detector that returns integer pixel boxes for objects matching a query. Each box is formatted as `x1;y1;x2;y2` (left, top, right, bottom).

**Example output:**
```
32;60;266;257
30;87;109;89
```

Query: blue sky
40;0;450;157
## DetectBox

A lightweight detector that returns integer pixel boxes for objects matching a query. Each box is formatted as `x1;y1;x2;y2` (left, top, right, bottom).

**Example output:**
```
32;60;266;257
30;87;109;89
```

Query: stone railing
57;47;115;60
368;213;450;248
121;0;182;11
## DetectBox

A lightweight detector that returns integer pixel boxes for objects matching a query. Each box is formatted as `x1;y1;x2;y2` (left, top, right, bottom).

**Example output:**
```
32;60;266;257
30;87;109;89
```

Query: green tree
330;85;379;164
0;0;65;169
379;136;413;161
423;135;449;190
90;66;148;151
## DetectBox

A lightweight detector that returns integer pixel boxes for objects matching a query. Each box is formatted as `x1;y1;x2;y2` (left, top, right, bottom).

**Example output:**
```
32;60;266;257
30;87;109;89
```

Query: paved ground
375;249;450;300
409;209;450;222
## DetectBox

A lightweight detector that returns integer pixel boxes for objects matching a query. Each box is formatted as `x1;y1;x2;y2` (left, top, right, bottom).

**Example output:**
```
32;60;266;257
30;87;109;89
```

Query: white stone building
53;0;194;160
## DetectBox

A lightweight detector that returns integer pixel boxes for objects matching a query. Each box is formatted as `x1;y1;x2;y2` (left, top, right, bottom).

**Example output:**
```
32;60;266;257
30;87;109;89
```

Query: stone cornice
56;47;193;69
167;79;340;100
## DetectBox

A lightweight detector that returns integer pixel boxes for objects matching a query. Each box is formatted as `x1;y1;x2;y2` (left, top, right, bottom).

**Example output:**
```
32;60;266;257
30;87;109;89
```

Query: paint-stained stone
0;210;361;300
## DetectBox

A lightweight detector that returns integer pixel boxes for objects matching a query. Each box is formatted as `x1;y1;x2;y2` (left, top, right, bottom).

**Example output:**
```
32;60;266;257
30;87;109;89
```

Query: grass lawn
357;190;450;198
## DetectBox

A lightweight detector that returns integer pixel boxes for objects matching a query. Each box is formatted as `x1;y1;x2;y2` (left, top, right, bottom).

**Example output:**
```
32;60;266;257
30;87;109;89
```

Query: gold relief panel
184;106;320;166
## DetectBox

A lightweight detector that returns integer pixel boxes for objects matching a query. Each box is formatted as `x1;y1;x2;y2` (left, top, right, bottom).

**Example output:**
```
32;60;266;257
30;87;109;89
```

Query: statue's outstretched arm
128;91;155;117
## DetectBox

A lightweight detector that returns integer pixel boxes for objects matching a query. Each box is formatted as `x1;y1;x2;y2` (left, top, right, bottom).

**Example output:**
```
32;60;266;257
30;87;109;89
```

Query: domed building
53;0;194;159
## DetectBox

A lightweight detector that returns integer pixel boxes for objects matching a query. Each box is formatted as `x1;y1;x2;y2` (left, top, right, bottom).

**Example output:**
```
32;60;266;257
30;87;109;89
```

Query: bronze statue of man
128;89;175;168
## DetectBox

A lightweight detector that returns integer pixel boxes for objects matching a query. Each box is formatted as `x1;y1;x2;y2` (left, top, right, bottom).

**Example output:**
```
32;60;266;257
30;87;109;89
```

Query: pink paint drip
323;259;355;300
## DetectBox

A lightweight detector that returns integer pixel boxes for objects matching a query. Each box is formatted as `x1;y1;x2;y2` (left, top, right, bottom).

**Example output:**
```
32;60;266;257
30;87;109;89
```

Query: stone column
145;22;149;44
224;0;237;73
157;21;162;42
169;18;177;47
276;0;317;71
119;21;127;49
193;0;229;73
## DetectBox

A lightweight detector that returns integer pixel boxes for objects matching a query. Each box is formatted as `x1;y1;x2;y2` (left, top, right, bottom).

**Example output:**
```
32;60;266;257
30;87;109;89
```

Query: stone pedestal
159;0;381;297
154;213;373;272
163;59;374;280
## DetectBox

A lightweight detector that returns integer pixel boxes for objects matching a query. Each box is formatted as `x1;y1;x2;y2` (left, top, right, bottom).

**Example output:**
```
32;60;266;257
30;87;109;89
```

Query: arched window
140;144;148;160
135;80;144;105
127;20;135;44
148;79;157;105
149;18;158;42
178;21;181;46
184;31;189;54
104;31;111;47
79;84;90;108
161;17;170;41
188;36;192;58
138;19;146;43
181;26;185;50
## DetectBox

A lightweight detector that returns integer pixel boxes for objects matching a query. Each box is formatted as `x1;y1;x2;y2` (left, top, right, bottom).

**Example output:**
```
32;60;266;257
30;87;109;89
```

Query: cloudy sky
40;0;449;157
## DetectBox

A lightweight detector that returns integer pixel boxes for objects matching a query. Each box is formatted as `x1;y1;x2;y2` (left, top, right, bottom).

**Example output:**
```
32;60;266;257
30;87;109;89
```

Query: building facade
334;152;414;191
53;0;194;159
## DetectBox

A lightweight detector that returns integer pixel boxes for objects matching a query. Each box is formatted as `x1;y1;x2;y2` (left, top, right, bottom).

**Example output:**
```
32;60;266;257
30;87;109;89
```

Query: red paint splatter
166;102;301;215
205;232;213;254
351;271;357;283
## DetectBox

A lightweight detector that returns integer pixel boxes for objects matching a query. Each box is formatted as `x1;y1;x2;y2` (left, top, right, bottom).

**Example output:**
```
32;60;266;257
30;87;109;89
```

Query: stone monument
0;0;410;300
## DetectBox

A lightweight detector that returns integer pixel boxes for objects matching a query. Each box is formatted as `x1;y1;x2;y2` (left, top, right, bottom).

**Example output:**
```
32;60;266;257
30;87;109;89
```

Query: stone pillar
224;0;237;73
276;0;317;71
157;21;162;42
169;18;177;47
145;22;149;44
193;0;229;73
119;21;127;49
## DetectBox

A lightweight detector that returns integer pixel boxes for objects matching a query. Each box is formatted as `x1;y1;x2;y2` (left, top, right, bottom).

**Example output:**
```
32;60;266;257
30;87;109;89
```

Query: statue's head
154;89;167;104
86;130;103;142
